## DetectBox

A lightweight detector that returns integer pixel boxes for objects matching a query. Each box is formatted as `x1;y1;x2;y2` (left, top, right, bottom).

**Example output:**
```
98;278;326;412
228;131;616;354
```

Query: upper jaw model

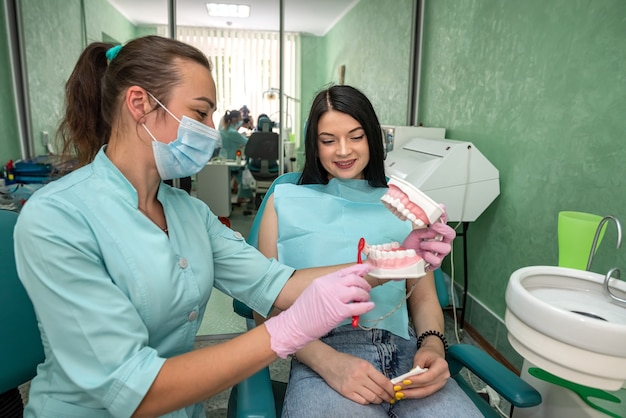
381;176;443;228
366;175;444;279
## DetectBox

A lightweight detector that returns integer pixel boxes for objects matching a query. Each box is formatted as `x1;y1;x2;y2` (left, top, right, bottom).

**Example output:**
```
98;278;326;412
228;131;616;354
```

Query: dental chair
227;174;541;418
0;209;45;416
244;131;280;209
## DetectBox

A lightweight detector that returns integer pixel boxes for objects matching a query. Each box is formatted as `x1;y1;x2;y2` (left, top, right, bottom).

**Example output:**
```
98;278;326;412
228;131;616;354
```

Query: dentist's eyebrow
194;96;216;110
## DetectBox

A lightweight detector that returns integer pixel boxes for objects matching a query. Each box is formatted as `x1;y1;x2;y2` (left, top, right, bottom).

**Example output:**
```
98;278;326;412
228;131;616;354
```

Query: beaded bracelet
416;330;449;352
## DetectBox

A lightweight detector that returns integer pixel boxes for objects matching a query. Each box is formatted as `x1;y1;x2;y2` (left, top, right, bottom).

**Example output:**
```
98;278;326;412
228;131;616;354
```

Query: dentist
13;36;373;418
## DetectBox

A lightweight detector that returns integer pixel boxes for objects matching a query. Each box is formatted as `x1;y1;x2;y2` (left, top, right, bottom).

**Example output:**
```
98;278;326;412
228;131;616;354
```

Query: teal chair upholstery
0;209;45;415
227;175;541;418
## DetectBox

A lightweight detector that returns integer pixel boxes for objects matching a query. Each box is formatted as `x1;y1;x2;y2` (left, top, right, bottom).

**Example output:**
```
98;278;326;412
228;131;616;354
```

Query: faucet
586;215;622;271
603;267;626;305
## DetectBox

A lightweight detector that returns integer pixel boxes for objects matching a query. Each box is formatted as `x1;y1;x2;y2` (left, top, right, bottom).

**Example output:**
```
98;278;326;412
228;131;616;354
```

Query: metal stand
445;222;469;329
458;221;469;328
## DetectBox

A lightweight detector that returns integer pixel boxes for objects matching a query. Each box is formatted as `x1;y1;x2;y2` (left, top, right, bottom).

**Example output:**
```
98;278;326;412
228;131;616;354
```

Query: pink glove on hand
265;264;374;358
402;207;456;271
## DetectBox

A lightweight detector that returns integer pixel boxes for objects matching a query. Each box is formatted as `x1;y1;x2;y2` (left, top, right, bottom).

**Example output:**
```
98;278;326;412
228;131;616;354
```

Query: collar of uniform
92;145;144;209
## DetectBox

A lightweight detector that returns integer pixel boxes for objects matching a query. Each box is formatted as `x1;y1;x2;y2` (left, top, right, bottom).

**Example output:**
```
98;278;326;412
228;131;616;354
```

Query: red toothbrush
352;237;366;328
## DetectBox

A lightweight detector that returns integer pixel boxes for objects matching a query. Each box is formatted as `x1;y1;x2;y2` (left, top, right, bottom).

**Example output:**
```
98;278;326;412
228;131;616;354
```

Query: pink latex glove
265;264;374;358
402;206;456;271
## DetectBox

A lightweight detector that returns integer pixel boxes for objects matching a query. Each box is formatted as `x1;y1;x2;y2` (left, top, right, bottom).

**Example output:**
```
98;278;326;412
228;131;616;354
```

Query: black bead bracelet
416;330;449;352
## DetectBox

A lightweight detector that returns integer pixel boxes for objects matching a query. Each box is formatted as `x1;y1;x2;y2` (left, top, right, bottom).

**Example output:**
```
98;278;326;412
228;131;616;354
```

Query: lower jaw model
363;241;426;279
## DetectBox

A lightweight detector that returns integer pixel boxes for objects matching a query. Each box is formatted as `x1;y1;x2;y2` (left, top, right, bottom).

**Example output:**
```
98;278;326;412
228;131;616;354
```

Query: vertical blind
159;26;300;134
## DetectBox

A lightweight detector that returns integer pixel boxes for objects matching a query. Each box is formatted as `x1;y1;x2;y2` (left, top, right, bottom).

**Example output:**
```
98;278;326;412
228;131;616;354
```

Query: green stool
557;211;606;270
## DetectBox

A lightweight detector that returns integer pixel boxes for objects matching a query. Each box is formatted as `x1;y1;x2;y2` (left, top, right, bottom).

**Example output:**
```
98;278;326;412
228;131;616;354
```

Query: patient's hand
316;351;395;405
391;347;450;400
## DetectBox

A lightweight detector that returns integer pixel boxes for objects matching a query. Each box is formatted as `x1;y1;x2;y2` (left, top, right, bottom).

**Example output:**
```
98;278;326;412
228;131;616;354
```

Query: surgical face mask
142;93;219;180
236;120;243;129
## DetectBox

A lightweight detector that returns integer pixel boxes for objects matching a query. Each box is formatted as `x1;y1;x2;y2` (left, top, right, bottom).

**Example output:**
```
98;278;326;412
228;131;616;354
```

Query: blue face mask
142;93;218;180
236;120;243;129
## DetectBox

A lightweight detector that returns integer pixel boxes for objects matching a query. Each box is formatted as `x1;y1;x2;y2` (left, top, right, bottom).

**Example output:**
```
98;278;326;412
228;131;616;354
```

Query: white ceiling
107;0;359;36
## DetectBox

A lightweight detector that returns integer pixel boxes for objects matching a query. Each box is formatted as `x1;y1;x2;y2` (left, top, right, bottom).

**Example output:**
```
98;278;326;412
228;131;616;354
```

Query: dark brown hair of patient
56;35;212;170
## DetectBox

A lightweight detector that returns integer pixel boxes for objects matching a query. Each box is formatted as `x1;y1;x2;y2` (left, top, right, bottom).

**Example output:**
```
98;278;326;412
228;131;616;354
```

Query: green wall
21;0;136;156
0;0;137;163
420;0;626;312
301;0;626;365
300;0;414;126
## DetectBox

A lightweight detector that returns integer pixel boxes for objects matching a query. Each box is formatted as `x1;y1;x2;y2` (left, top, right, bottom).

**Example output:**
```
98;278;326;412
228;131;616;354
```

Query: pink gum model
363;241;426;279
381;176;443;228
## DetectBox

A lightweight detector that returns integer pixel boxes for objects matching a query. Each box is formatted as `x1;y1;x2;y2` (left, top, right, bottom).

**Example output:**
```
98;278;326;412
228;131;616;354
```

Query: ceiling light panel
206;3;250;18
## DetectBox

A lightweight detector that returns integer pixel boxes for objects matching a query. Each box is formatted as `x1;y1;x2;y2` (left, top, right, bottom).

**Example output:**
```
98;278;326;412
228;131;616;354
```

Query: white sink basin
505;265;626;390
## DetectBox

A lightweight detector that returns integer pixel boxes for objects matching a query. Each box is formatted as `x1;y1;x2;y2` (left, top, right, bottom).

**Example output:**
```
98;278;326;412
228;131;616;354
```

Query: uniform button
233;231;243;239
188;310;198;321
179;258;188;268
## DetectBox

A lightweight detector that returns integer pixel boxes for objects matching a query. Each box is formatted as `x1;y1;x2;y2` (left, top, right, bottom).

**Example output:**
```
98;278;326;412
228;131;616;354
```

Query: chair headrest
245;132;279;160
257;115;274;132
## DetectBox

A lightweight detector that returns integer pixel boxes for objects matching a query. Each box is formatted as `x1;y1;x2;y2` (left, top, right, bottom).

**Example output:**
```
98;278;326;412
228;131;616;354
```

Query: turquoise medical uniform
219;125;247;160
273;177;413;338
13;147;294;418
220;126;252;199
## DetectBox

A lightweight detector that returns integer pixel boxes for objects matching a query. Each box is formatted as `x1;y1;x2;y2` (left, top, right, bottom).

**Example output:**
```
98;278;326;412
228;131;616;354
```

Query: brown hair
57;35;212;170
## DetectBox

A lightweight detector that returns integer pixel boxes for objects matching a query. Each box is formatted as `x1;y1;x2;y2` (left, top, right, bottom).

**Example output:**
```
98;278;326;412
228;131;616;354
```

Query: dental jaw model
363;241;426;279
364;175;444;279
381;176;444;228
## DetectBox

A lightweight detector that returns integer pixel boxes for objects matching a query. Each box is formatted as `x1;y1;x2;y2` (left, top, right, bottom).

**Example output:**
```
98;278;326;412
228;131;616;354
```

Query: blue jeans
281;325;482;418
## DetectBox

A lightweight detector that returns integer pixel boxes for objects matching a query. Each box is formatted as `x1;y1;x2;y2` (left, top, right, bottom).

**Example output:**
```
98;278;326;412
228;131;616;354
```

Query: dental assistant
12;36;374;418
219;109;251;203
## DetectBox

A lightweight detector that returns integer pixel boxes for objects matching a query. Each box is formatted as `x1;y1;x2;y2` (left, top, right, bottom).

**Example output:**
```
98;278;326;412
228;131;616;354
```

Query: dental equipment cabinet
382;125;500;328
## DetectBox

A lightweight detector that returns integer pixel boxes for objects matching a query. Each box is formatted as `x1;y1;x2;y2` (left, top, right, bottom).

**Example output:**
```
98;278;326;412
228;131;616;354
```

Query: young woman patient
255;85;482;417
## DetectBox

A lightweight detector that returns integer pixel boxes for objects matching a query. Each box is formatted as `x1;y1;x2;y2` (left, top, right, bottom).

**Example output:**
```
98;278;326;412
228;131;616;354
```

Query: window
160;26;300;134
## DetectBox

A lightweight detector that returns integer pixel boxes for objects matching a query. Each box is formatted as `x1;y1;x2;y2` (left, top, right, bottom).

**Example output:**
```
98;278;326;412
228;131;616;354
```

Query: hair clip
106;45;123;62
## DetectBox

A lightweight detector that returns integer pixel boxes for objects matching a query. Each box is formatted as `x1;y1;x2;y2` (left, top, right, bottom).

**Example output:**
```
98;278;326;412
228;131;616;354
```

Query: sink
505;265;626;390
